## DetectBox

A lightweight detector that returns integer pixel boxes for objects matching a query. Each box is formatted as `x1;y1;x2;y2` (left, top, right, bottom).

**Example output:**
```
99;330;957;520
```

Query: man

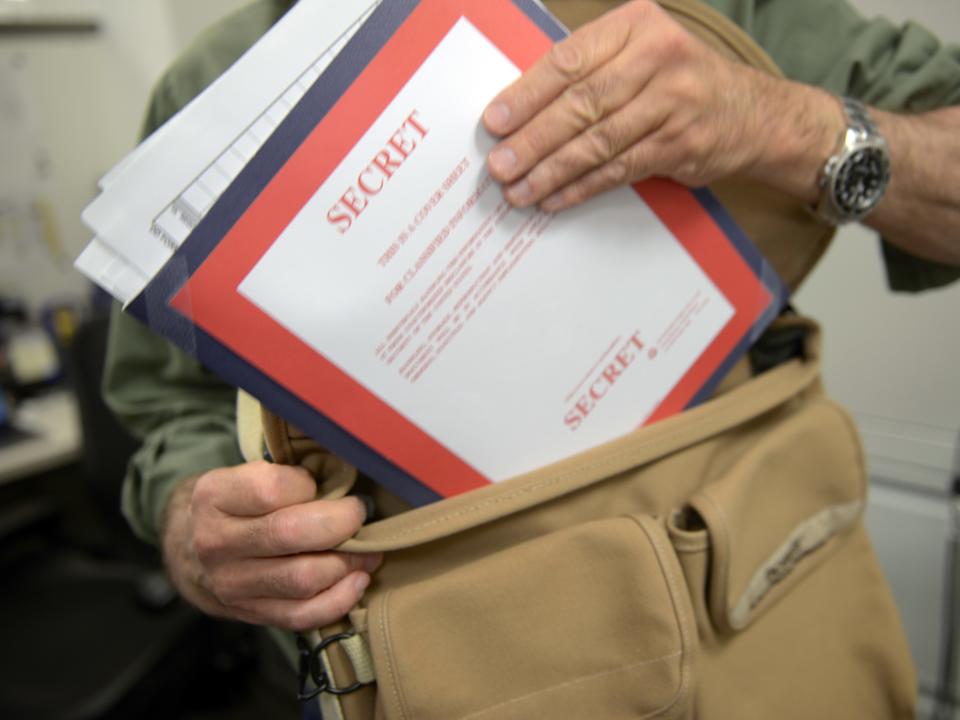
107;0;959;664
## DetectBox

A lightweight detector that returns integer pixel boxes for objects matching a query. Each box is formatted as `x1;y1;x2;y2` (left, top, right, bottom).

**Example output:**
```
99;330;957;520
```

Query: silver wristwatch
813;97;891;225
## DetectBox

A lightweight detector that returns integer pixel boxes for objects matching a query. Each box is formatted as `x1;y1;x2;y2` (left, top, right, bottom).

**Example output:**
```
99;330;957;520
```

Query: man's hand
163;461;381;632
483;0;839;212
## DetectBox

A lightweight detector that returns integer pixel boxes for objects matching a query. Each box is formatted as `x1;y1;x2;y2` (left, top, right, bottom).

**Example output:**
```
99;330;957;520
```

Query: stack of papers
77;0;381;304
76;0;787;507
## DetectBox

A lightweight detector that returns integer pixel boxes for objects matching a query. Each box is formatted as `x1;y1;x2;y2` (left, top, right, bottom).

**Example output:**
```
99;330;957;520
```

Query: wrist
812;98;891;224
160;475;214;610
745;81;845;205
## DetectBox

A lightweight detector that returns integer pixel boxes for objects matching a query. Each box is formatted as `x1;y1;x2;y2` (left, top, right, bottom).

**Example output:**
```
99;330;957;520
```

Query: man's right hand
162;460;381;631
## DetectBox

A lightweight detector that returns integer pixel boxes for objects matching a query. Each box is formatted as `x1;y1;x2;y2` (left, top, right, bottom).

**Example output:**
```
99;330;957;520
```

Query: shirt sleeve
103;0;291;546
703;0;960;292
104;304;243;546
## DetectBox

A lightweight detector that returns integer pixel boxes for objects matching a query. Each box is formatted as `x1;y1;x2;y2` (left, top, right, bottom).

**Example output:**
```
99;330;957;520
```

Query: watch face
833;146;890;217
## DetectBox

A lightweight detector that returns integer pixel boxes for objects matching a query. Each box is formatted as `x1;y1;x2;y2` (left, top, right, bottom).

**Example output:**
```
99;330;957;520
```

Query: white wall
0;0;246;315
794;0;960;487
794;2;960;707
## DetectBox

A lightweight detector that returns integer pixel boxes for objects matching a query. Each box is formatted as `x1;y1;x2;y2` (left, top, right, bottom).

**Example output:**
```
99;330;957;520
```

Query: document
130;0;786;505
77;0;380;302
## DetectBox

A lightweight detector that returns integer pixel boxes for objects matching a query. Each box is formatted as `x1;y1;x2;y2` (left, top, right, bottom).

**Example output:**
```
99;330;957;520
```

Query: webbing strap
236;389;264;463
313;629;347;720
298;629;376;712
319;632;377;700
338;633;377;684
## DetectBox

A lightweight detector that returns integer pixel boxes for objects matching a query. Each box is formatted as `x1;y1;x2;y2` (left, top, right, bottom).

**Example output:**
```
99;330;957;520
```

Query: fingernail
347;495;368;524
354;573;371;598
355;494;376;523
363;553;384;573
506;178;532;206
484;102;510;132
488;146;517;178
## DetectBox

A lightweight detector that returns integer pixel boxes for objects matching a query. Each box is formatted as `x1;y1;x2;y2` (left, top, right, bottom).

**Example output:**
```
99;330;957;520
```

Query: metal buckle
296;632;373;701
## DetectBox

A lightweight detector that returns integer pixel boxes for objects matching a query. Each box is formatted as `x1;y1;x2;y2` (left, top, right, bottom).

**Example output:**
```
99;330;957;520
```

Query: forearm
722;75;960;267
868;106;960;266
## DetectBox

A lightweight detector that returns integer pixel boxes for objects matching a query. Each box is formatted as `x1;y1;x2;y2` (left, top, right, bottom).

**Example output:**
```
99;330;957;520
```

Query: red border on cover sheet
170;0;770;498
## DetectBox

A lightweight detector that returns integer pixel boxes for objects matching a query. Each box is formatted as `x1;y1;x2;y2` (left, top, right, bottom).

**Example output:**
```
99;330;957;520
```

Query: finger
197;461;318;517
200;496;367;560
488;42;654;189
483;10;635;139
503;93;667;207
213;552;384;603
232;570;373;632
540;132;678;212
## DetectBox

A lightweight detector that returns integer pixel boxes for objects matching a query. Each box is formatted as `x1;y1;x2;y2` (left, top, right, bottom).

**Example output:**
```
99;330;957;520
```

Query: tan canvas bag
239;1;917;717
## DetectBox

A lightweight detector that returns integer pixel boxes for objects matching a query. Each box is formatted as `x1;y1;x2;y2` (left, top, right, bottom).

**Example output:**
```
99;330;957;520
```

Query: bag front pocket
366;514;696;720
685;397;866;634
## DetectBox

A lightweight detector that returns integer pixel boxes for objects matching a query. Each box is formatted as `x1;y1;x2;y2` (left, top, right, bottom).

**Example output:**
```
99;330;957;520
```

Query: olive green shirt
107;0;960;546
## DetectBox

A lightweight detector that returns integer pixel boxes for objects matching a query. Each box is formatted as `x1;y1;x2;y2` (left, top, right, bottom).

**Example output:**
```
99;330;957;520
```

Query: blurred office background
0;2;300;719
0;0;956;718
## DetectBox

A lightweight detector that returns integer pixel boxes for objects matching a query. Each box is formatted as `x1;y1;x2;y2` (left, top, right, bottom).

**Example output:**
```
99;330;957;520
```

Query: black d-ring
296;631;374;701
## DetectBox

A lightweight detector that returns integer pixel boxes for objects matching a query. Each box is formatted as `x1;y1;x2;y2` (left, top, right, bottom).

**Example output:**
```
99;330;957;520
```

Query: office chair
0;313;258;720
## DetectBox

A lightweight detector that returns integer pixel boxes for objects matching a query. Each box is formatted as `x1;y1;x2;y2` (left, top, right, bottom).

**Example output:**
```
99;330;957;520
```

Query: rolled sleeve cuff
121;414;244;546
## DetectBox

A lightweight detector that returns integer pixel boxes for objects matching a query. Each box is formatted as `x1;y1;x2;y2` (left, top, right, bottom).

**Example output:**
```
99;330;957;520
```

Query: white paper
78;0;379;298
73;238;148;304
238;19;734;481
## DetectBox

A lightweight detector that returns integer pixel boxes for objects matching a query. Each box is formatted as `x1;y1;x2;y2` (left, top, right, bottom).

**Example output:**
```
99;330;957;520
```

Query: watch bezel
823;137;891;221
814;98;891;225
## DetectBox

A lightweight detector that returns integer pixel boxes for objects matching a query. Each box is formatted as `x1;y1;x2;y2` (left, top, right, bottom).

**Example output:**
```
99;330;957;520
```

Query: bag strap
337;316;822;553
657;0;782;76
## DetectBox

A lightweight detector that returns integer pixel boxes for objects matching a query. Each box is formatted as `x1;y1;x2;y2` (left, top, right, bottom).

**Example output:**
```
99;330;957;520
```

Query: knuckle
192;526;223;563
284;602;328;632
563;82;602;126
190;474;217;509
326;590;358;624
328;502;363;539
265;509;300;553
208;570;239;604
555;185;584;210
602;154;631;185
675;128;709;172
526;159;558;197
664;73;702;107
656;18;694;59
583;124;618;163
674;155;706;184
548;39;584;78
229;599;265;626
659;29;686;59
282;604;313;632
252;469;284;509
283;559;323;599
518;125;554;162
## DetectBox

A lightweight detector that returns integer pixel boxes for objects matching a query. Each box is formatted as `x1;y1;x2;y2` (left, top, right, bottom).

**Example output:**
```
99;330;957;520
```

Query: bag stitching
376;589;411;720
452;651;684;720
355;362;817;545
827;400;868;500
694;399;867;631
628;515;696;718
376;517;693;720
694;490;732;631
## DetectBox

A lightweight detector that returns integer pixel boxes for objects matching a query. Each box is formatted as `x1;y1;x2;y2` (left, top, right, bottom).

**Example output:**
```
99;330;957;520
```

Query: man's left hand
482;0;839;211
